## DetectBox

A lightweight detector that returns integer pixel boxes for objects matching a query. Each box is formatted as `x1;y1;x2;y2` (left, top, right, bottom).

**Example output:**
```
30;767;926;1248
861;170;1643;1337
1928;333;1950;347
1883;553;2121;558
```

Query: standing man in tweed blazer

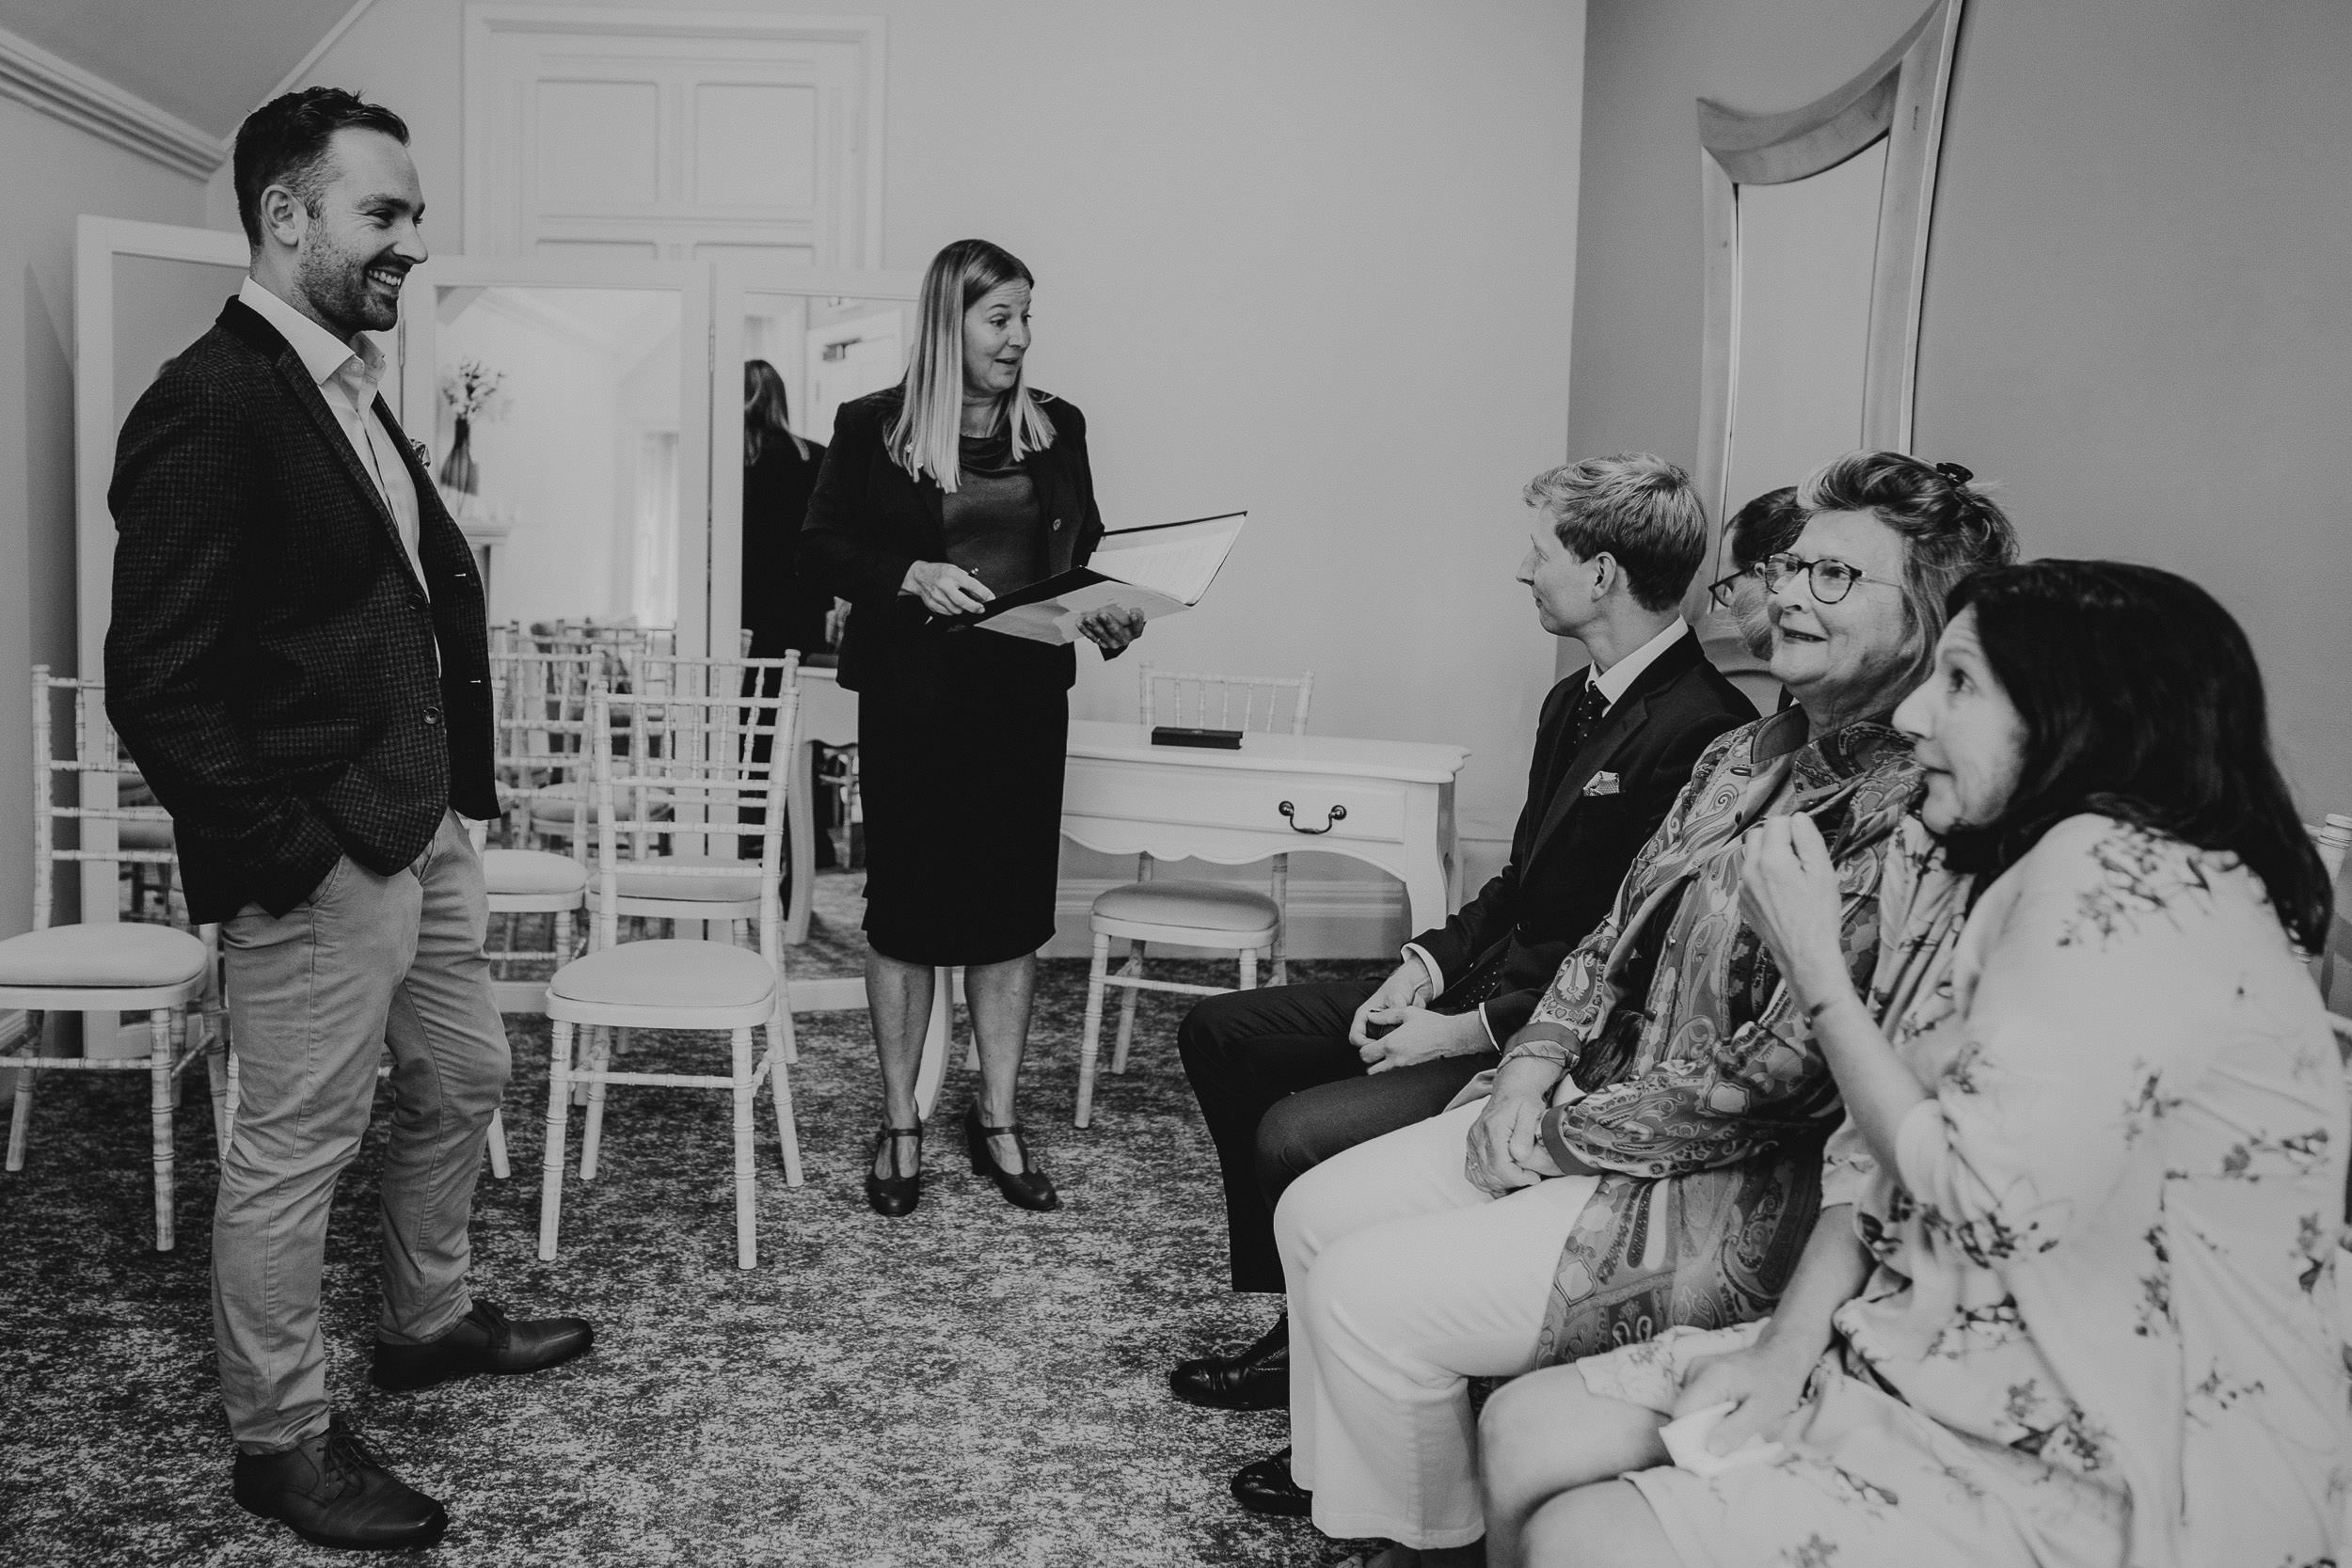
105;89;590;1552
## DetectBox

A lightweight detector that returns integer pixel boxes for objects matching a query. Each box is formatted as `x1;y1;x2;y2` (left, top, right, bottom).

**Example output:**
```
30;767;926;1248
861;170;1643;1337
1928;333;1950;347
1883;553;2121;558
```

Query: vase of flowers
438;359;506;496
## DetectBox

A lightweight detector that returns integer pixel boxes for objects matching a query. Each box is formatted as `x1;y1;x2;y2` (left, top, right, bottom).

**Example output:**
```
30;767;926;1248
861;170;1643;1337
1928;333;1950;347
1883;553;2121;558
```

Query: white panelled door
463;6;887;267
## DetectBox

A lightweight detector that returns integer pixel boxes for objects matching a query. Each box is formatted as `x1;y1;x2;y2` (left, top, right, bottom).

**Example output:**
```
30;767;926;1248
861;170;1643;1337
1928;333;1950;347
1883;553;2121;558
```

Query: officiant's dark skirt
856;627;1069;967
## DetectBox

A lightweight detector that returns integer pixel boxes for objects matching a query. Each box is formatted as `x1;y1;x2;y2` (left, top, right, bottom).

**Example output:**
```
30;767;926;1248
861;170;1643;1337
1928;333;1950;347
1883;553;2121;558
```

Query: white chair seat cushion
589;855;760;903
0;922;208;990
482;848;588;896
1090;881;1281;932
548;939;774;1011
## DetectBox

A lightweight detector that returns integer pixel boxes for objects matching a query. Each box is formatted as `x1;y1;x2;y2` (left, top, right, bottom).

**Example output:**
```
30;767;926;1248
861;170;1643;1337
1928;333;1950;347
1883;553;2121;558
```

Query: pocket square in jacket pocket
1582;771;1621;797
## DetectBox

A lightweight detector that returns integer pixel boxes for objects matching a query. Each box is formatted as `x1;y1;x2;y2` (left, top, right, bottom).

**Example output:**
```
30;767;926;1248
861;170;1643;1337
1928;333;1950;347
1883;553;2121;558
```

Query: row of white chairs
2;654;1332;1267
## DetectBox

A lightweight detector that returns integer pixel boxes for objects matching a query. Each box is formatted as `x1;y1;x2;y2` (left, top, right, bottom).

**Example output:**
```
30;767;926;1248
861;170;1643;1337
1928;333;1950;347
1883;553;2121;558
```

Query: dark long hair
743;359;808;465
1942;560;2330;952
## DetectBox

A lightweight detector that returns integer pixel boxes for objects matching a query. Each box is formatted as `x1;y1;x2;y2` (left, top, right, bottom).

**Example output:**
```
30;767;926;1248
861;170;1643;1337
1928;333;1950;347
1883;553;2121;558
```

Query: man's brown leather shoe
231;1415;447;1551
1171;1313;1288;1410
371;1298;593;1392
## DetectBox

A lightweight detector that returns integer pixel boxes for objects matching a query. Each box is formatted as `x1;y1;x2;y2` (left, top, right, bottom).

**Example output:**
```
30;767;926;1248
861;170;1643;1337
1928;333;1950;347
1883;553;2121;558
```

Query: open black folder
946;511;1248;644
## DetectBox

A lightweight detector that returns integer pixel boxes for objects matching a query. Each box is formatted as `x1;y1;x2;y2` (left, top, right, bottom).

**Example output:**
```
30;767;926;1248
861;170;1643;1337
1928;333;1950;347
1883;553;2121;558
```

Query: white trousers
1276;1099;1598;1548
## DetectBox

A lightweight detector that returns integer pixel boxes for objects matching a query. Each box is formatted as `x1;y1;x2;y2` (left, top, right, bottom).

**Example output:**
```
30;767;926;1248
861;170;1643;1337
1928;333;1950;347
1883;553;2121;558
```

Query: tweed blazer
799;386;1106;693
1411;632;1753;1040
105;294;497;922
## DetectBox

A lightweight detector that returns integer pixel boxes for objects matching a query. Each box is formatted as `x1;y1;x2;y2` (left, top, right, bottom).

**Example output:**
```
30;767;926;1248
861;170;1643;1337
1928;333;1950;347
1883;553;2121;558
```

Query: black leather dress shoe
231;1414;448;1551
1231;1446;1311;1517
964;1104;1060;1212
371;1298;594;1392
1171;1313;1289;1410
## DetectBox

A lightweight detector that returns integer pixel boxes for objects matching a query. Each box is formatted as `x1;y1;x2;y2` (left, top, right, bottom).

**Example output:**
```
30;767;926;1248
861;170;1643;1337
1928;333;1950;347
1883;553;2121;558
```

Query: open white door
709;260;918;662
72;219;254;1056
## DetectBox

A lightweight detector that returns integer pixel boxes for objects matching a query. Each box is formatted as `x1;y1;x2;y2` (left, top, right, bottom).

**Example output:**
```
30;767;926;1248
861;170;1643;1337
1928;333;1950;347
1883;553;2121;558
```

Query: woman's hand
1671;1338;1815;1454
1740;813;1853;1013
1463;1058;1563;1196
1076;607;1147;656
901;561;993;617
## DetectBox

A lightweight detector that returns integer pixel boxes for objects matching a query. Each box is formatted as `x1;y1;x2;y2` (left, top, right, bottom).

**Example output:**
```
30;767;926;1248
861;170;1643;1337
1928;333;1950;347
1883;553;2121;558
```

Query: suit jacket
799;386;1106;693
1412;631;1753;1040
104;295;497;923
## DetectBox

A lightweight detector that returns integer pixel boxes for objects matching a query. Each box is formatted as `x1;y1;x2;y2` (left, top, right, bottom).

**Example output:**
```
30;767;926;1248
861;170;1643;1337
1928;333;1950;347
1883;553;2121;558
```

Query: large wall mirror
1688;0;1963;690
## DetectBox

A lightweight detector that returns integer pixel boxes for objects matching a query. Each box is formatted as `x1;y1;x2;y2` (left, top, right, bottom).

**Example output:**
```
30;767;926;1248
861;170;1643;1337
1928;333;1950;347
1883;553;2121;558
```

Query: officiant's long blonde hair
888;238;1056;493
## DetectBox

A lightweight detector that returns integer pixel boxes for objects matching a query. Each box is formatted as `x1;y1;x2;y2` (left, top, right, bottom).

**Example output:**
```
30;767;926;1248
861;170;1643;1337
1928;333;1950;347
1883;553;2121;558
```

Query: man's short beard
297;236;397;338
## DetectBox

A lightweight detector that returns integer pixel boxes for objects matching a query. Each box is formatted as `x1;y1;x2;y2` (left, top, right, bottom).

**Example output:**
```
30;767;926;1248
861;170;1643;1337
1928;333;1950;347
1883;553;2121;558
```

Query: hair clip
1932;461;1975;485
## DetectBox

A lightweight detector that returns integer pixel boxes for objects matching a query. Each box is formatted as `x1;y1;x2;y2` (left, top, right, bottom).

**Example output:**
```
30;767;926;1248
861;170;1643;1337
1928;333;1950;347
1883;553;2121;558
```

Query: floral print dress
1591;815;2349;1568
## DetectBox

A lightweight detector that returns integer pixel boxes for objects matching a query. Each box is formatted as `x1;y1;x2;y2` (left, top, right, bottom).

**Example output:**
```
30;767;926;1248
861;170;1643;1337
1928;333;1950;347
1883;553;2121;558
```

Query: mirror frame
1689;0;1964;657
710;261;923;661
396;255;716;654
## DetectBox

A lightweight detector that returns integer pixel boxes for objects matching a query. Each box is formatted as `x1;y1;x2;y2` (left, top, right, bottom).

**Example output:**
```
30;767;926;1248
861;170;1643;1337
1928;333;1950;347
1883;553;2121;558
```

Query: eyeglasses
1705;569;1750;611
1753;552;1904;606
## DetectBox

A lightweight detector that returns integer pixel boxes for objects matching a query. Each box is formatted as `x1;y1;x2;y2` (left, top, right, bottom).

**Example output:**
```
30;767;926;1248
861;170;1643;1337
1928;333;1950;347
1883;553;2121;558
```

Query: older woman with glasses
1484;561;2346;1568
1232;453;2017;1567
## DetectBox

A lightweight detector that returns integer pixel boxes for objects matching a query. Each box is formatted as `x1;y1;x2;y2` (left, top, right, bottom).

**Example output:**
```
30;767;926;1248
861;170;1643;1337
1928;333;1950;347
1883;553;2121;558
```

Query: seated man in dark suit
1171;453;1753;1411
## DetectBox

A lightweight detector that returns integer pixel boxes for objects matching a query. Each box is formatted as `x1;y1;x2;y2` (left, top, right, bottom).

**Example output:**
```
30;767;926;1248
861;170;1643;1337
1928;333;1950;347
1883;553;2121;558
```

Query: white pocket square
1581;771;1621;797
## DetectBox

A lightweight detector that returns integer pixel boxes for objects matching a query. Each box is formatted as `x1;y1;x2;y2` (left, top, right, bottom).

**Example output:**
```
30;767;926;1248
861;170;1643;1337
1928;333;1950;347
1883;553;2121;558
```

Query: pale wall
1570;0;2352;810
0;94;207;949
205;0;1592;954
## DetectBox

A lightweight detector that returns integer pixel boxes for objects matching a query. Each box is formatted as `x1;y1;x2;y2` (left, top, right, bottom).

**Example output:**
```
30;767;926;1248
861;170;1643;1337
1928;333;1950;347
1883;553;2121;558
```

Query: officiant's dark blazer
104;294;497;923
1414;632;1753;1039
800;385;1106;693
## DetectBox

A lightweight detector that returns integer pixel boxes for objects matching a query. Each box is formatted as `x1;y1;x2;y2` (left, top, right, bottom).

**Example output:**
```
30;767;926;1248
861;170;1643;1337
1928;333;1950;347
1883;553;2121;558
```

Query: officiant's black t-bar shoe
964;1105;1059;1211
866;1124;924;1216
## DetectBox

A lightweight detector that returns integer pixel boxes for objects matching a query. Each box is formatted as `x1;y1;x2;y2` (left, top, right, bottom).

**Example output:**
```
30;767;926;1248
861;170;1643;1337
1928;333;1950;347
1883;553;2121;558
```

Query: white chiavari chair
1073;667;1314;1127
583;654;800;955
484;651;595;1013
537;678;802;1267
0;667;219;1249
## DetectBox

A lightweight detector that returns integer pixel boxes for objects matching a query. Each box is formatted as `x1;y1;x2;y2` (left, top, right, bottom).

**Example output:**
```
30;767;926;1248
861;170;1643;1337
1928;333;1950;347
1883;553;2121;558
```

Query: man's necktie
1567;677;1611;752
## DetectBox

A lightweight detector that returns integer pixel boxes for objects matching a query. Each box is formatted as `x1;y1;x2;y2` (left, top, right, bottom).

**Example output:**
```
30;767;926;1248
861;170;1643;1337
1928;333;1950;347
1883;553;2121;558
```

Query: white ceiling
0;0;360;141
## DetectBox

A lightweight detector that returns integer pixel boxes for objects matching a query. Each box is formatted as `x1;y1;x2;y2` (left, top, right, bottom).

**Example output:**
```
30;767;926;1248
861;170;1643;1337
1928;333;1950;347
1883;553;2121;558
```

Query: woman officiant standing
803;238;1144;1218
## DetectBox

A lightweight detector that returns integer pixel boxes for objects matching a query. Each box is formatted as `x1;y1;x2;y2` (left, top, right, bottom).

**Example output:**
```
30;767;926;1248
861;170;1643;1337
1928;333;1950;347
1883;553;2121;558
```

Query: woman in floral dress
1483;560;2347;1568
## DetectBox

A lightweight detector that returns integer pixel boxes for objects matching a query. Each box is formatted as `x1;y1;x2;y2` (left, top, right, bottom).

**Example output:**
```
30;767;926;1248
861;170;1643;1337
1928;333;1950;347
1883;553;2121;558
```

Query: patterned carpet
0;874;1390;1567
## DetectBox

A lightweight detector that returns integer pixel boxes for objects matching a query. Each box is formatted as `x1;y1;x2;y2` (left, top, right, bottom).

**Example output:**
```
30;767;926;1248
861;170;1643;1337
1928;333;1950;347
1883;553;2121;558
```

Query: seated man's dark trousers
1178;982;1497;1291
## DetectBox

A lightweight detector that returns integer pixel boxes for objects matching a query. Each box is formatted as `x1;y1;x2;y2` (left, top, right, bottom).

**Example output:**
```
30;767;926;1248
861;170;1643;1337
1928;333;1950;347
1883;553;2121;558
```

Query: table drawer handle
1278;800;1346;834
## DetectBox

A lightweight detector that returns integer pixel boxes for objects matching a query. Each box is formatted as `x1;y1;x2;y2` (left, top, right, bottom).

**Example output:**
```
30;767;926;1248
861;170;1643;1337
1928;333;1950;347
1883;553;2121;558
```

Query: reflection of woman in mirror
803;238;1145;1217
741;360;834;659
